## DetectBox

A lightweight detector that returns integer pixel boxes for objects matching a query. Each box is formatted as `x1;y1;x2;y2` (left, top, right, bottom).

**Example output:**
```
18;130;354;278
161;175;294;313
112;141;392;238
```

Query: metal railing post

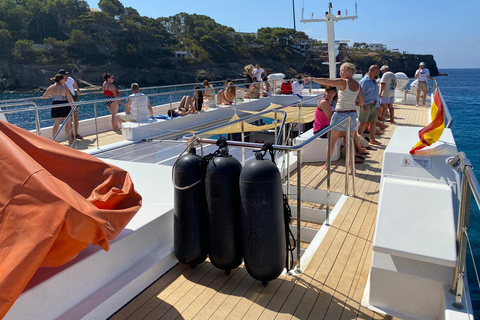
274;112;278;143
351;135;356;196
241;121;245;165
451;164;472;309
296;149;302;272
326;131;331;225
287;150;291;196
33;103;41;135
94;102;100;149
72;105;78;150
282;121;287;180
298;102;303;135
345;117;351;195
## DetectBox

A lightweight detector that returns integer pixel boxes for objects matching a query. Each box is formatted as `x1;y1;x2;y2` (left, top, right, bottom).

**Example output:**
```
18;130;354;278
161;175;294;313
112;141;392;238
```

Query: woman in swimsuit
203;80;215;108
43;74;74;144
217;82;236;105
311;62;365;172
103;73;125;132
261;76;270;97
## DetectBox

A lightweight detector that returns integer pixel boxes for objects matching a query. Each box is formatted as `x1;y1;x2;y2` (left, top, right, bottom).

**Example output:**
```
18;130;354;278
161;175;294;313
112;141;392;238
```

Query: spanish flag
410;89;445;154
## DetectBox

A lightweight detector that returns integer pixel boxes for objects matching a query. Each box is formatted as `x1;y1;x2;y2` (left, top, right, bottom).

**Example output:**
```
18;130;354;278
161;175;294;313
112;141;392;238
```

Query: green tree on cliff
98;0;124;18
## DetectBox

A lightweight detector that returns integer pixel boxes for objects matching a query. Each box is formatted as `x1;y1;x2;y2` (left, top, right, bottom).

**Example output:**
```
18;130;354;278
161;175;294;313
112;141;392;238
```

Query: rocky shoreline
0;53;438;92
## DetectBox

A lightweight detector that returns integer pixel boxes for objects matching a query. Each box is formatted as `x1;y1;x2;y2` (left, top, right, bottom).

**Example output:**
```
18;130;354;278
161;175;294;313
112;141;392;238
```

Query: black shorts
313;127;328;139
51;101;71;118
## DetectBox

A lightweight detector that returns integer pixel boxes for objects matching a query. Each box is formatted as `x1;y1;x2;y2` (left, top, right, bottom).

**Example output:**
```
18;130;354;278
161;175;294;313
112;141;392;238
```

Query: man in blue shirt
358;65;382;146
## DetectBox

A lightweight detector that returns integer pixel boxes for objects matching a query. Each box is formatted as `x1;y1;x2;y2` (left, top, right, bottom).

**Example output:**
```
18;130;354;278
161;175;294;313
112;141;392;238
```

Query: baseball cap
58;69;69;75
380;65;389;71
419;62;425;66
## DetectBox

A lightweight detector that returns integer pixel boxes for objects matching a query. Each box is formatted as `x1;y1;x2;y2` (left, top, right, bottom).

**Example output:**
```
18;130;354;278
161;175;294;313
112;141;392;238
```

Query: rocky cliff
342;52;438;77
0;53;439;91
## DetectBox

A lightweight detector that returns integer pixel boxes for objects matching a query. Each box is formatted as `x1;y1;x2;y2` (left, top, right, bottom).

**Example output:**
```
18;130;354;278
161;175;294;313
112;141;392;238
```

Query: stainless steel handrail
0;101;41;135
182;97;355;272
448;152;480;309
0;78;323;146
0;82;298;143
0;76;320;108
0;78;249;105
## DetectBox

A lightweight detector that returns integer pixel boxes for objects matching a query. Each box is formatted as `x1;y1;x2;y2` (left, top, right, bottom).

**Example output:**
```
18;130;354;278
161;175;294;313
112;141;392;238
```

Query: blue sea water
1;69;480;315
0;85;197;131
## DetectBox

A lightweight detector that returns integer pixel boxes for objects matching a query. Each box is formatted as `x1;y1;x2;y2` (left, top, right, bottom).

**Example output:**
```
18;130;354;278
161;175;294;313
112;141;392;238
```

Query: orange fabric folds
0;120;142;318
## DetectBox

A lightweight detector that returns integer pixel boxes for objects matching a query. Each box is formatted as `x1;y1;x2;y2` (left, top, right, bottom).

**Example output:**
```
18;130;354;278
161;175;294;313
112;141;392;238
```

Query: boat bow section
364;126;473;319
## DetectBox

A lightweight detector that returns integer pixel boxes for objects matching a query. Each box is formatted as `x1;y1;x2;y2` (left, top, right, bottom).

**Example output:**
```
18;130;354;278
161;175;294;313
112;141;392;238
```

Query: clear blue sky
86;0;480;69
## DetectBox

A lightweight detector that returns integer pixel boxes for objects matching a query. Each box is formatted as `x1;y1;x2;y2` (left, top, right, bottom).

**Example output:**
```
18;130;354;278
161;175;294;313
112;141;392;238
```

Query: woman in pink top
310;62;365;172
313;86;337;138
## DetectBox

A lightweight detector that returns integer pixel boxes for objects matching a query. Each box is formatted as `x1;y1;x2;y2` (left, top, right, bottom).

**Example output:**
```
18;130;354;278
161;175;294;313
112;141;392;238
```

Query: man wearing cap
414;62;434;107
379;65;396;123
58;69;83;139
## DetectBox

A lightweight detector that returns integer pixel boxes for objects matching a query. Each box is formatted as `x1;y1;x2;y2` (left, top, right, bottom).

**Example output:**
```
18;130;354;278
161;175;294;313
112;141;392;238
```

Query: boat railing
182;96;356;273
0;76;321;111
0;78;315;146
0;100;42;135
448;152;480;310
0;78;249;106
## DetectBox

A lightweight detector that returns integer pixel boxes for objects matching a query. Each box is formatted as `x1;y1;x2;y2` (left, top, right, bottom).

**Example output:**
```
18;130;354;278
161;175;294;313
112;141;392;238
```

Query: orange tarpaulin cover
0;120;142;318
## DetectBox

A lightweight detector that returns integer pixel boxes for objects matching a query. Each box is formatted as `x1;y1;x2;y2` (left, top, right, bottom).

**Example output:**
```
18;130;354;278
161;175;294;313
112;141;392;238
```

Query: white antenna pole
300;1;358;78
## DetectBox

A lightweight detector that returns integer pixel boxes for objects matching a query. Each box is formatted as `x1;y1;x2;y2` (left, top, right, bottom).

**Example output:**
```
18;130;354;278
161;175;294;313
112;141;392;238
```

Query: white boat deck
6;93;472;319
107;102;430;320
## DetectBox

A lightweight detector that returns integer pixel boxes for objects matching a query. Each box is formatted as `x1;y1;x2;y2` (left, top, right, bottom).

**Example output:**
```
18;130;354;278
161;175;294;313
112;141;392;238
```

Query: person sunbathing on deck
167;108;190;117
217;82;236;105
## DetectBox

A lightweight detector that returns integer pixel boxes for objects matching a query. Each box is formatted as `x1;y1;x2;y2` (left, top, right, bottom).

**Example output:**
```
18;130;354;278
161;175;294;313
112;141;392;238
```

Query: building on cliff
368;43;387;51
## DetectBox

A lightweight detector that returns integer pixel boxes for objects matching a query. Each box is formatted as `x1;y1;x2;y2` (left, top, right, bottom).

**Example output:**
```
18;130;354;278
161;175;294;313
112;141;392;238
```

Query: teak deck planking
109;103;429;320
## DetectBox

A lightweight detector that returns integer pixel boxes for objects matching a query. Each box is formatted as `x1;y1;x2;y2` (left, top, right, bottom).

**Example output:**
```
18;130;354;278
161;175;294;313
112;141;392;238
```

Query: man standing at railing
415;62;435;107
115;83;153;127
253;64;267;82
58;69;83;140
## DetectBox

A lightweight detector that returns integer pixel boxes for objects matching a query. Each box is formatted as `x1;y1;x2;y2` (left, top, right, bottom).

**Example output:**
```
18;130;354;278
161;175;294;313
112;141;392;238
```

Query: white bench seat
294;129;341;163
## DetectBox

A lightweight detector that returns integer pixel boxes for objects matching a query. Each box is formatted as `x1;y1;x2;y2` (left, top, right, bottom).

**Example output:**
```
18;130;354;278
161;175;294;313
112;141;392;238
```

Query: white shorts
116;112;135;122
380;96;394;104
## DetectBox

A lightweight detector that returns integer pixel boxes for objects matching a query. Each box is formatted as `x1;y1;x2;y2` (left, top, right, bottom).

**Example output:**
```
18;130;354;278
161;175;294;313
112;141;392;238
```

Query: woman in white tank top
310;62;365;172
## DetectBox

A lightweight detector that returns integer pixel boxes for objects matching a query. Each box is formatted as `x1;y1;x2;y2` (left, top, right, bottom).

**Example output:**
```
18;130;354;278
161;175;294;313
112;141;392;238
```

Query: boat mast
292;0;296;31
300;1;358;78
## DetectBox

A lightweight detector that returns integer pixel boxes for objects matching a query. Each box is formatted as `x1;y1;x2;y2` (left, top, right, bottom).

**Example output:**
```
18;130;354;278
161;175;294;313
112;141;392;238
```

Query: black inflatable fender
205;155;243;272
239;158;286;282
173;149;208;268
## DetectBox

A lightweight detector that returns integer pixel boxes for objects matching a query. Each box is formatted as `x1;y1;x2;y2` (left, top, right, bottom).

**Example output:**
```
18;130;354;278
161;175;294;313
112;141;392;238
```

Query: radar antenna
300;1;358;78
